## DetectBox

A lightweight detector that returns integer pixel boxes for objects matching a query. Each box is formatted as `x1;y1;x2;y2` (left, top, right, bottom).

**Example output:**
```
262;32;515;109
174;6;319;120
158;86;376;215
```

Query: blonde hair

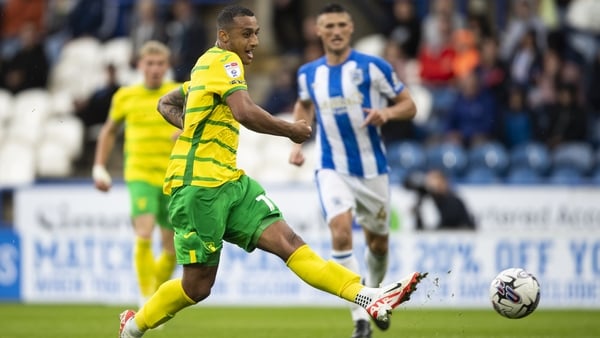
138;40;171;59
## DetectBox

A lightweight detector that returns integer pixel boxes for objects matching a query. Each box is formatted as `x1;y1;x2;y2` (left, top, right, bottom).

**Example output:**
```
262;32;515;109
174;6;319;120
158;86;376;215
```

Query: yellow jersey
109;81;182;186
163;47;248;194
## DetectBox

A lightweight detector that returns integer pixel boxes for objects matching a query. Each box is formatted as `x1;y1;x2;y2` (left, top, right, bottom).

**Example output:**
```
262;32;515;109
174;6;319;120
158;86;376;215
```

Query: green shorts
168;175;283;266
127;181;172;229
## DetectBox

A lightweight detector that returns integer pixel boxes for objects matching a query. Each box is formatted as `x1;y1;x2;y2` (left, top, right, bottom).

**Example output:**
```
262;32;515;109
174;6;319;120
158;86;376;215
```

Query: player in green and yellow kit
93;41;180;306
118;6;425;337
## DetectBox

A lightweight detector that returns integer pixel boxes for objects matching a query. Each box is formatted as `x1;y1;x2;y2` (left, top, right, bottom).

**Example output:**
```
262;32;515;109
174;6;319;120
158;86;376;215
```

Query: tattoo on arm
157;89;186;129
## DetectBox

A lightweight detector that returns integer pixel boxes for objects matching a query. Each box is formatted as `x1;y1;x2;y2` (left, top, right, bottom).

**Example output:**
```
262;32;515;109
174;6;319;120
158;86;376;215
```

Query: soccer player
92;41;180;307
288;4;418;338
118;6;425;337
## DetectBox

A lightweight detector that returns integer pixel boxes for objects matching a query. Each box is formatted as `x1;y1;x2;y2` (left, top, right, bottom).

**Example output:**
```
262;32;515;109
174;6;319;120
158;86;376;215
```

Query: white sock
332;250;370;322
364;249;388;287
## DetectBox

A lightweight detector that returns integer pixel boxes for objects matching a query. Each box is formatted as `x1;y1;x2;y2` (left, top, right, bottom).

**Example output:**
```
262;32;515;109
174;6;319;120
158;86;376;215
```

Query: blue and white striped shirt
297;49;405;178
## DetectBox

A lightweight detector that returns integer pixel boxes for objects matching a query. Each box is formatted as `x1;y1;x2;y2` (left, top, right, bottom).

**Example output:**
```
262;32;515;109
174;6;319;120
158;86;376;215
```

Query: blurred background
0;0;599;310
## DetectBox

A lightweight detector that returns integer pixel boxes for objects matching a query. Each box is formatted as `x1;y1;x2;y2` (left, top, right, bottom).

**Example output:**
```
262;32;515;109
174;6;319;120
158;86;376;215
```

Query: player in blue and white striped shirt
289;4;417;338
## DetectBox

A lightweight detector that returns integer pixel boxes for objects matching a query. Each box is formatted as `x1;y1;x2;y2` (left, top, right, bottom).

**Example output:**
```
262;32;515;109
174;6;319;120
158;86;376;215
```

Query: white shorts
316;169;390;235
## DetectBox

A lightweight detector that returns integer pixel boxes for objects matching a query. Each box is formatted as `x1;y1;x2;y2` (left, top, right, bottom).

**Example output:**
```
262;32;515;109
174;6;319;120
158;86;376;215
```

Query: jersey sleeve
108;88;126;122
212;52;247;101
371;58;405;99
296;65;311;102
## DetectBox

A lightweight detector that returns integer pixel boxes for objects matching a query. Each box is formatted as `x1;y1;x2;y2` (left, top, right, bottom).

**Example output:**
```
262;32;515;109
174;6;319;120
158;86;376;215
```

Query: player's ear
218;29;229;44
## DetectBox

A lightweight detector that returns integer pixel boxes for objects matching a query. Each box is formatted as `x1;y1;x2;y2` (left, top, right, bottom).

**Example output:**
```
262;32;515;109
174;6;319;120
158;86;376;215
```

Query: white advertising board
13;183;600;308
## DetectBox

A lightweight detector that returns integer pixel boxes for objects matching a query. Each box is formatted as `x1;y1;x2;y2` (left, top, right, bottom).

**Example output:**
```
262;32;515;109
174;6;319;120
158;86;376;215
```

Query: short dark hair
217;5;255;30
318;3;348;16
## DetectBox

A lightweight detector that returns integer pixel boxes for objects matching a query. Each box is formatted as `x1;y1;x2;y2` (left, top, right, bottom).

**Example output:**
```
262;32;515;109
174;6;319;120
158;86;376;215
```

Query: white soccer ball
489;268;540;319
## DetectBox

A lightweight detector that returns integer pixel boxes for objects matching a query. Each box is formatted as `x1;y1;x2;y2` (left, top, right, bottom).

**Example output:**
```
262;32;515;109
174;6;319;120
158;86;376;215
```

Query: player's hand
361;108;388;127
289;143;305;166
92;164;112;192
289;120;312;144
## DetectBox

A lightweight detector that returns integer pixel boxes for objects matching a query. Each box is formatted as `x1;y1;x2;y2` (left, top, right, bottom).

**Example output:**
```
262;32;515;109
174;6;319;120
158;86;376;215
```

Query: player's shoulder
351;49;390;68
112;84;143;100
298;56;326;74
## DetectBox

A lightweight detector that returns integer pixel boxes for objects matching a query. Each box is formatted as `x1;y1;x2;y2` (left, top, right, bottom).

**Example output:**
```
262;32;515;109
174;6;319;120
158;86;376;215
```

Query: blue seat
551;142;594;176
505;167;543;185
425;142;468;179
468;141;509;176
462;166;500;184
547;167;584;185
509;142;551;176
386;141;426;173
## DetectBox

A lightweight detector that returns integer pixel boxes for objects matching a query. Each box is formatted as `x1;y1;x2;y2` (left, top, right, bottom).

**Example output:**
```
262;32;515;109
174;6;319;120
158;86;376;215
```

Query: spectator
545;82;588;148
403;169;476;231
500;0;547;61
475;36;508;104
129;0;167;65
418;13;456;86
501;86;534;149
166;0;208;82
0;0;45;59
1;21;49;93
271;0;305;56
386;0;422;59
261;56;298;116
421;0;465;50
444;71;498;147
452;28;479;79
507;28;543;89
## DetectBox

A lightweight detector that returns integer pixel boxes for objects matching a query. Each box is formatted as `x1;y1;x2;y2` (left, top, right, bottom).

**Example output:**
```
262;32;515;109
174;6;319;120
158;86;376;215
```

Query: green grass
0;304;598;338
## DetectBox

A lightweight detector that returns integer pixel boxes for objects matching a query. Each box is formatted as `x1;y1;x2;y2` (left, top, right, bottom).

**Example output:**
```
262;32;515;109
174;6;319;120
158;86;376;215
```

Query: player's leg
120;184;227;337
154;193;176;288
354;174;391;331
316;169;371;337
354;173;391;289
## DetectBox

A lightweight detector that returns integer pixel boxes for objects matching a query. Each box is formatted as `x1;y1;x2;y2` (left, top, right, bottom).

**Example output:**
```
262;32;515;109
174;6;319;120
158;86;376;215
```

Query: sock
134;237;155;298
154;251;177;288
332;250;369;321
364;249;388;288
134;279;196;330
286;244;363;301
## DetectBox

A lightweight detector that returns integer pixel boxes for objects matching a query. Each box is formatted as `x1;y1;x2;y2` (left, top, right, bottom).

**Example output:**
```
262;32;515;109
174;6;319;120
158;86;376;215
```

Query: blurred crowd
1;0;600;182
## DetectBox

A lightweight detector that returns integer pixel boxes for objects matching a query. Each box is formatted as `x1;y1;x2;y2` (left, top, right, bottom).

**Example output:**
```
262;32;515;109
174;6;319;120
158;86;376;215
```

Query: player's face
223;15;259;65
316;12;354;55
139;53;169;88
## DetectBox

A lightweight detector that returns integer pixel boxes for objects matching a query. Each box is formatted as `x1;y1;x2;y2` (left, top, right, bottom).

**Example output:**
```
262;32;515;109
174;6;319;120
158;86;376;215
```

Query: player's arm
157;87;186;129
362;89;417;127
226;90;311;144
92;117;122;192
289;99;314;166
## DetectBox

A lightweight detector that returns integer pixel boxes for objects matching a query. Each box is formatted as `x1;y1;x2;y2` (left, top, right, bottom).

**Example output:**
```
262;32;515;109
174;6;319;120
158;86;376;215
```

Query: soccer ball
489;268;540;319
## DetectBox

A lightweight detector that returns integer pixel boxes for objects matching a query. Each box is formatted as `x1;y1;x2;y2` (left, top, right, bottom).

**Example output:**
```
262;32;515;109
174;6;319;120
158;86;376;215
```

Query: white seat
36;141;73;177
0;89;13;126
408;85;432;125
0;141;36;187
50;90;75;116
42;116;85;160
8;89;51;145
102;37;133;69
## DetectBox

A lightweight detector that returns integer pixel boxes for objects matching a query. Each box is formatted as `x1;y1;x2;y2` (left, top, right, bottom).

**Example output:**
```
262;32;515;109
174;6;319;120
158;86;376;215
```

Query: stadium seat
468;141;509;176
8;89;51;146
387;141;426;173
462;166;501;184
0;141;36;187
0;89;13;126
101;37;133;69
505;167;544;185
551;142;594;176
547;167;584;185
509;142;551;176
42;116;85;161
36;142;73;177
408;85;432;126
425;142;468;179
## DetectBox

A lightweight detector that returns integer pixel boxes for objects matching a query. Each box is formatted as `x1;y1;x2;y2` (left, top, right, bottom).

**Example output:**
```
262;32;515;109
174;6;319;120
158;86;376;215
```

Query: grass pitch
0;304;598;338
